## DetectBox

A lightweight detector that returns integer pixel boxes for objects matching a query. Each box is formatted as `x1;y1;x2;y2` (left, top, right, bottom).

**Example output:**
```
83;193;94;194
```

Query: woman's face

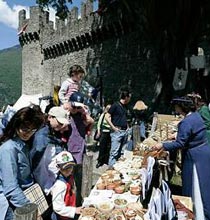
174;104;184;115
16;127;37;141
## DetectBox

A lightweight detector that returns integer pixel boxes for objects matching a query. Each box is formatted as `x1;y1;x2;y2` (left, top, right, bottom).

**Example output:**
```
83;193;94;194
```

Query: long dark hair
0;107;44;143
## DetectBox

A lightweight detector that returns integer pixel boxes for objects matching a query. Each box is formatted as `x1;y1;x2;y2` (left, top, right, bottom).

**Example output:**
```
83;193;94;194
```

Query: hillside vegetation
0;45;22;108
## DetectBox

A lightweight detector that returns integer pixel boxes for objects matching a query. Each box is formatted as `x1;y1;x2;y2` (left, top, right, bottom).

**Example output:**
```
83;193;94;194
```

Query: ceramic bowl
113;198;128;209
97;201;114;213
114;185;125;194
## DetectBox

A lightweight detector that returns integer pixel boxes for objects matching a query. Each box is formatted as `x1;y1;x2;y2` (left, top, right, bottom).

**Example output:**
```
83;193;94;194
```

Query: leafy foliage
0;46;22;108
36;0;72;19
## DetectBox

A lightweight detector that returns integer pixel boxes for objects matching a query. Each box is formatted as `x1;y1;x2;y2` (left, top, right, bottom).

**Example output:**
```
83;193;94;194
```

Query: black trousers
97;132;111;165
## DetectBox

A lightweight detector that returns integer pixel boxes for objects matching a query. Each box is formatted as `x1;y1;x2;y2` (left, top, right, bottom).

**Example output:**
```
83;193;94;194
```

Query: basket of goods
95;212;110;220
106;183;116;190
96;182;106;190
126;202;145;217
111;209;126;220
114;185;125;194
130;183;141;195
113;198;128;209
113;179;122;187
101;173;110;181
125;209;137;219
142;149;169;167
81;207;97;217
97;201;114;213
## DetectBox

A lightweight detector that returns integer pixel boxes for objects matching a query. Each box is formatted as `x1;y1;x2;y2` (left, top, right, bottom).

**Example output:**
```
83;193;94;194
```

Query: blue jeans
139;122;146;139
108;130;128;167
5;206;14;220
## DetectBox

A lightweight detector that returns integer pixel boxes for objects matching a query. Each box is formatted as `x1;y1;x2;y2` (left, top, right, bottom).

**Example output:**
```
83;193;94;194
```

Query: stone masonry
18;0;158;106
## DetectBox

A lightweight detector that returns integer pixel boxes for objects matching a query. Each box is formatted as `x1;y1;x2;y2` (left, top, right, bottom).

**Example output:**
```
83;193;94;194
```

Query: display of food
81;115;179;220
106;183;116;190
81;207;97;217
96;183;106;190
113;179;122;187
113;198;128;209
95;212;110;220
130;188;141;195
101;173;110;181
114;185;125;194
97;201;115;213
124;209;137;219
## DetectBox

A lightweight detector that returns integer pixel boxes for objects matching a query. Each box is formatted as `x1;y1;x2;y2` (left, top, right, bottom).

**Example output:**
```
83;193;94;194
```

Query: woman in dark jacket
152;96;210;220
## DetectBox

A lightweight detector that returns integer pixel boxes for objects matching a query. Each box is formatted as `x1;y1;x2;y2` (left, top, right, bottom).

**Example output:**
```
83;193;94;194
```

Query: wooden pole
82;153;93;198
159;123;162;140
133;124;141;149
149;112;158;137
166;123;169;140
14;203;38;220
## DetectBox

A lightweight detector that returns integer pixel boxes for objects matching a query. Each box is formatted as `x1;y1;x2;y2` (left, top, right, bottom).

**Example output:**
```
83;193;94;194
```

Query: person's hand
75;206;82;215
152;143;163;151
113;126;120;132
96;131;101;138
63;102;71;110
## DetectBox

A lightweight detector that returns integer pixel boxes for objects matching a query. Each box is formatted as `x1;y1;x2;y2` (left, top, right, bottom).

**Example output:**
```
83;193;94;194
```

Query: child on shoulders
59;65;85;105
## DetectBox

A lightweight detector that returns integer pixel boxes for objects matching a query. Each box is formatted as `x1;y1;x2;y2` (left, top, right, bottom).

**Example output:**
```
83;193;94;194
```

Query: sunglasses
19;127;37;134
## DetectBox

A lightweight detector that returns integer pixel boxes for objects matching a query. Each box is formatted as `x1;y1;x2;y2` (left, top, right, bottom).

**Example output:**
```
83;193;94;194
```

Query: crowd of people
0;63;210;220
0;65;94;220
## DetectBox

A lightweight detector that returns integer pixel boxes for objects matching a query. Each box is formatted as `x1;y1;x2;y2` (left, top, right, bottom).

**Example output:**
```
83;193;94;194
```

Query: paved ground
86;143;109;186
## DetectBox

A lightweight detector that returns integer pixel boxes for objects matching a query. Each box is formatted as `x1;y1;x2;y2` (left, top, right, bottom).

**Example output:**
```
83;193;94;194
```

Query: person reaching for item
152;96;210;220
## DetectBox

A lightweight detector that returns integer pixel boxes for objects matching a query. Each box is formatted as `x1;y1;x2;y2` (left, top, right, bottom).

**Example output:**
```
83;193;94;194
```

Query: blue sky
0;0;96;50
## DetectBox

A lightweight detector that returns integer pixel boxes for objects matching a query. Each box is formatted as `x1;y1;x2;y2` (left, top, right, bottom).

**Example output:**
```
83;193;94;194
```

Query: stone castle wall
18;1;158;105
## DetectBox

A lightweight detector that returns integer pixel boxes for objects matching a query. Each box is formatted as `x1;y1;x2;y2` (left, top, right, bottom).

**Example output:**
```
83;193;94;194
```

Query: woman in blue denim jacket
0;107;44;220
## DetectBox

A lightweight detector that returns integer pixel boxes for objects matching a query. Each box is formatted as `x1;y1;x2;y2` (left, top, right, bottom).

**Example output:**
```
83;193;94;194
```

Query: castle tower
19;1;96;96
18;1;159;107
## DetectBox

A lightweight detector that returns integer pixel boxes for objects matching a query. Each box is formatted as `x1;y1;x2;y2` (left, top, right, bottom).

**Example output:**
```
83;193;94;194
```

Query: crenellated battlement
18;1;102;48
18;1;134;61
19;0;158;107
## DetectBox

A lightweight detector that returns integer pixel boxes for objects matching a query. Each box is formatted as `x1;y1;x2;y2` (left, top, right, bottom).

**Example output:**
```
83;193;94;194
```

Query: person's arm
77;104;94;127
0;144;30;207
51;180;78;218
105;112;119;132
31;129;48;170
163;120;191;151
97;113;104;132
58;80;70;104
95;113;104;138
152;120;191;151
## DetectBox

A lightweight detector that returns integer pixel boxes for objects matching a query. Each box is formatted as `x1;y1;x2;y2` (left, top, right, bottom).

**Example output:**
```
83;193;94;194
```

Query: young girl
59;65;85;105
51;151;82;220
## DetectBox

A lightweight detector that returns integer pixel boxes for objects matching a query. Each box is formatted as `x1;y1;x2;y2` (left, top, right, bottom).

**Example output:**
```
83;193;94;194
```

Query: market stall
79;113;193;220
